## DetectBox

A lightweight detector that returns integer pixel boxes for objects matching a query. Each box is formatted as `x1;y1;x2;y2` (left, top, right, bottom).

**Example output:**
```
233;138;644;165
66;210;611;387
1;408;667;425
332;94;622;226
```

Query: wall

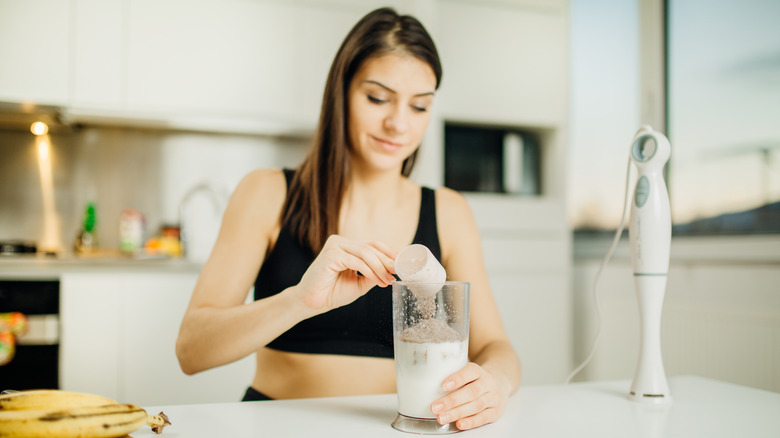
572;236;780;393
0;126;309;255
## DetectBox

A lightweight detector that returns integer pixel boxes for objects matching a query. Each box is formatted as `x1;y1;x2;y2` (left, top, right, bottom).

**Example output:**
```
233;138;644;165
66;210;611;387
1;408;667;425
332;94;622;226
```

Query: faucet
178;182;226;258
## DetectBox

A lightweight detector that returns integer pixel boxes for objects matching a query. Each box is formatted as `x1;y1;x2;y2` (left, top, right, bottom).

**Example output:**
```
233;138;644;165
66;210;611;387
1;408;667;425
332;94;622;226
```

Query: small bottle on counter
119;208;146;255
74;202;98;254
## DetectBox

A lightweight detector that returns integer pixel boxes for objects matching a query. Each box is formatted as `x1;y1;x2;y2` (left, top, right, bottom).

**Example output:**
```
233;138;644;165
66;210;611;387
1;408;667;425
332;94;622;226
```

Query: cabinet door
60;273;122;400
289;4;364;128
118;272;254;406
61;271;254;406
0;0;71;105
467;195;572;385
483;237;572;385
124;0;297;121
71;0;124;109
437;2;568;126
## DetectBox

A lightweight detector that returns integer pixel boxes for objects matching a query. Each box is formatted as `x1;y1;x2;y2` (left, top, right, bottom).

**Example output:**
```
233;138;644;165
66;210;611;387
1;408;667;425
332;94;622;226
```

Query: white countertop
0;254;202;277
132;376;780;437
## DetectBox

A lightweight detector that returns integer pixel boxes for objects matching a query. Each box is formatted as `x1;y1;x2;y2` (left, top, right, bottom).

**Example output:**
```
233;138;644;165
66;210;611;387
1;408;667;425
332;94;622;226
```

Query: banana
0;390;117;411
0;403;147;437
147;411;172;434
0;390;172;436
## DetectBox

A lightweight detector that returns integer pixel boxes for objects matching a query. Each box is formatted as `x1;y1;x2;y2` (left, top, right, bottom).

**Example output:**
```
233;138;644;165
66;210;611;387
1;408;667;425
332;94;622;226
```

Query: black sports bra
253;169;442;358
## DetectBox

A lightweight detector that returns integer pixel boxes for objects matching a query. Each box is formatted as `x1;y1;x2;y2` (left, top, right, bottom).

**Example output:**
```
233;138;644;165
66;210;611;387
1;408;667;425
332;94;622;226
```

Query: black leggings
242;387;273;401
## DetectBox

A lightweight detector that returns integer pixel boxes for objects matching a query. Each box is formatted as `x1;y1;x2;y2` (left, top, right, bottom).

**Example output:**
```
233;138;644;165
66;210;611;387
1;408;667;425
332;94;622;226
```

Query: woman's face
347;52;436;173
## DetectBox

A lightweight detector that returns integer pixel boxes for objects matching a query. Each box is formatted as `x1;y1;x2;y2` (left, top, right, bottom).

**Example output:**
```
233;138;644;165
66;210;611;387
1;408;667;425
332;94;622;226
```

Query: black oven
0;280;60;390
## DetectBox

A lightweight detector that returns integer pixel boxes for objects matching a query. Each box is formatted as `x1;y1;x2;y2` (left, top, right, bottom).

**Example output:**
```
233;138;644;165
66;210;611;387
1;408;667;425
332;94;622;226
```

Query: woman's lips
373;136;403;152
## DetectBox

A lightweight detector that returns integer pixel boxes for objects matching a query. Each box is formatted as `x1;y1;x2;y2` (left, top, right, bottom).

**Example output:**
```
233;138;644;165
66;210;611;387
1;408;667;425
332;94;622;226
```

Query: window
570;0;780;236
667;0;780;235
568;0;640;234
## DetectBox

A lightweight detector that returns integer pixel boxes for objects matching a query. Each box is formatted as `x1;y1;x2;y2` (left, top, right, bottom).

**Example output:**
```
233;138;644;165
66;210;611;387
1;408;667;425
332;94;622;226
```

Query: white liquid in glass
394;338;468;418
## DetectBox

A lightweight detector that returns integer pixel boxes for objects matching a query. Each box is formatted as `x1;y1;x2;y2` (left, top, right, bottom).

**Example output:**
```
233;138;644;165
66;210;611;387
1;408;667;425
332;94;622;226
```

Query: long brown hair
282;7;442;252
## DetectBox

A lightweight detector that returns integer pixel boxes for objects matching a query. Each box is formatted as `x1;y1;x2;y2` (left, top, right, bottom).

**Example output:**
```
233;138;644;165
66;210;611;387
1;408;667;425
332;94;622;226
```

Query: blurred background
0;0;777;405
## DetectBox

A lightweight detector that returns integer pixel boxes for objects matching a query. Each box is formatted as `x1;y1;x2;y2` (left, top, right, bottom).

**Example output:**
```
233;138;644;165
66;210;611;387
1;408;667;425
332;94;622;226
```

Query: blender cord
565;157;633;384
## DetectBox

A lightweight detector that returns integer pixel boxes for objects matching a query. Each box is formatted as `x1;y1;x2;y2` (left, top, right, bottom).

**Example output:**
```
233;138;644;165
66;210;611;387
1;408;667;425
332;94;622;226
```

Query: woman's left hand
430;362;510;431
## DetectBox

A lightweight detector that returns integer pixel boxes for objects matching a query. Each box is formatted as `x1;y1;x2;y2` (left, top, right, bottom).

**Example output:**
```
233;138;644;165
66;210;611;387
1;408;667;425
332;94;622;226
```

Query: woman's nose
383;105;408;134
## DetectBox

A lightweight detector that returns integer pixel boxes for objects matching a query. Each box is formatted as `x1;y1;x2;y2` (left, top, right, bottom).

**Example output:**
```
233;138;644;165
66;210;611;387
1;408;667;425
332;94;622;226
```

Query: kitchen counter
133;376;780;437
0;254;202;277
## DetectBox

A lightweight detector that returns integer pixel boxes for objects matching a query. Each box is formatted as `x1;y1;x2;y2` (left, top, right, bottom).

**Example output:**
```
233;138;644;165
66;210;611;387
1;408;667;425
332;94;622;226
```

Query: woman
175;7;521;431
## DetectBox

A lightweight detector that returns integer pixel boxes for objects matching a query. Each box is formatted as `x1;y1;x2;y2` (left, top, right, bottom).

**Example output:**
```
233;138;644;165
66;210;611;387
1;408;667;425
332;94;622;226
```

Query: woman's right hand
295;235;397;314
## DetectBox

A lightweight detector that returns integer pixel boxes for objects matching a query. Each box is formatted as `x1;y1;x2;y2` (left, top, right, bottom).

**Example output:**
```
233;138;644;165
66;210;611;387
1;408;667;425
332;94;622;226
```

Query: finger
368;240;398;268
453;407;500;431
327;235;396;268
321;236;395;285
365;239;397;261
320;237;392;286
432;363;489;414
341;242;396;285
435;387;498;425
337;252;391;287
433;378;490;416
442;362;483;392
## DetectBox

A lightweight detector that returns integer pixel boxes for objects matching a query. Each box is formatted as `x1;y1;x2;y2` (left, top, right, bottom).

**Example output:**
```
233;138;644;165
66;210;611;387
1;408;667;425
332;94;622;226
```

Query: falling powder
400;318;462;344
416;295;436;319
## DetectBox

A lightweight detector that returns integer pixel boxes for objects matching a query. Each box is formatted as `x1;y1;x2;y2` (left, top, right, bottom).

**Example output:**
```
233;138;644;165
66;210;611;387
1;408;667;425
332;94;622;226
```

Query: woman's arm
431;187;522;430
176;168;295;374
175;169;398;375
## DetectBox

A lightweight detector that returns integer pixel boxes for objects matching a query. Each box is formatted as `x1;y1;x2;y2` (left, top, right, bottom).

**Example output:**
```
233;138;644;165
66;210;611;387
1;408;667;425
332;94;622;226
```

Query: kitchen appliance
444;123;540;195
0;280;60;390
0;241;38;255
392;281;470;434
566;125;672;404
627;125;672;403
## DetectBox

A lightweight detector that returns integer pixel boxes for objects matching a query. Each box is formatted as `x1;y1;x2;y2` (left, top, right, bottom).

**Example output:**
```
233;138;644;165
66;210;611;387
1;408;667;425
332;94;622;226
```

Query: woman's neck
339;166;419;245
340;164;414;222
346;165;404;203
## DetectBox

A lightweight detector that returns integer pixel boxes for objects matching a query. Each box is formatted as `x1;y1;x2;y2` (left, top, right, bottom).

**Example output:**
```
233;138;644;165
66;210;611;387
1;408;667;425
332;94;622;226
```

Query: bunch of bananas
0;389;171;437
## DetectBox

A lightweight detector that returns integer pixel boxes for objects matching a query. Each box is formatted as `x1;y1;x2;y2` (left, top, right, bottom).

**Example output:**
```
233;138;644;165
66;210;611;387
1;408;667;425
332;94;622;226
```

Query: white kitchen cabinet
60;273;122;400
67;0;367;132
288;4;367;126
122;1;369;128
71;0;124;109
117;272;255;406
0;0;71;105
470;195;573;385
60;270;254;406
436;1;568;126
124;1;297;121
3;0;569;135
489;269;570;385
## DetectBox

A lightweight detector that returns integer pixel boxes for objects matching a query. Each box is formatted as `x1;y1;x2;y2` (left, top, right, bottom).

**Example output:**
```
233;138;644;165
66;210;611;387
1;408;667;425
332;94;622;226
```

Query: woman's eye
368;95;386;104
411;105;428;113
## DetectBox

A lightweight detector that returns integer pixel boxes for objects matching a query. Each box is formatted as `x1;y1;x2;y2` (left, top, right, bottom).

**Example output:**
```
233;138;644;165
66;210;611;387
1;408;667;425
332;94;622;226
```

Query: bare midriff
251;348;396;399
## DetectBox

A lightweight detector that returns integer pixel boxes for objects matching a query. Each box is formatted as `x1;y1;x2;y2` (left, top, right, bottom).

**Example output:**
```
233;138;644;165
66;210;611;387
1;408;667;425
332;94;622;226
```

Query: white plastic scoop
394;244;446;298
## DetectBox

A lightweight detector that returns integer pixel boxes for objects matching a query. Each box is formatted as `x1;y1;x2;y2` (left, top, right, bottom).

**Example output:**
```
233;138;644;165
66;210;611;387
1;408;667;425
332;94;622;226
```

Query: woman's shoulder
433;186;478;236
433;186;472;216
239;167;288;185
227;168;289;225
431;186;480;267
234;167;288;200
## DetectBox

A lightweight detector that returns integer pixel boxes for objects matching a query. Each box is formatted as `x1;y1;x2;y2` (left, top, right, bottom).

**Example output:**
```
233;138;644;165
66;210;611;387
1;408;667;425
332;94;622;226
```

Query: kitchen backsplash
0;126;309;256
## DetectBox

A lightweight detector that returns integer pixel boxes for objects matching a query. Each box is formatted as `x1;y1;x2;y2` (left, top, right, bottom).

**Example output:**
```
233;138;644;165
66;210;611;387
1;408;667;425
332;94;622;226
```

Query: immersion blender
627;125;673;403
